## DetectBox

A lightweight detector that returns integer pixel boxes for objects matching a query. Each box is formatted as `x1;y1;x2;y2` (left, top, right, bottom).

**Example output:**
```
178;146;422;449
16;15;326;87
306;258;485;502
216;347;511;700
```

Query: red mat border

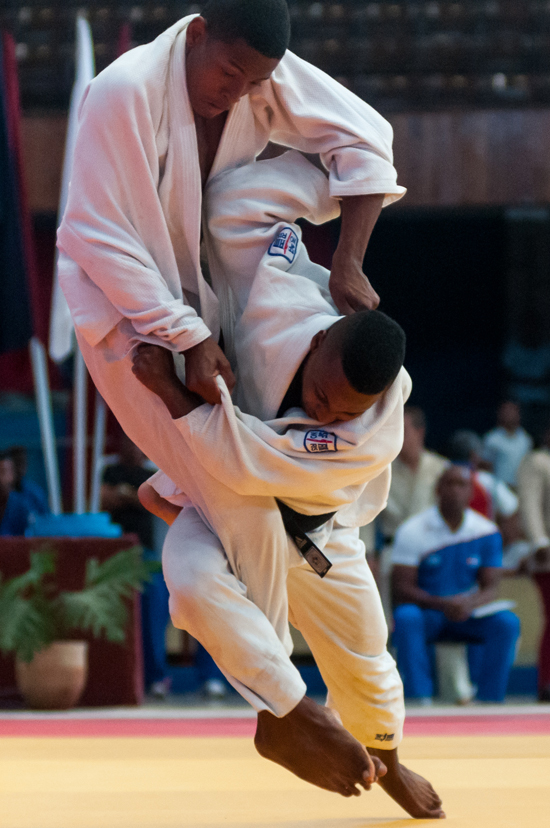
1;714;549;738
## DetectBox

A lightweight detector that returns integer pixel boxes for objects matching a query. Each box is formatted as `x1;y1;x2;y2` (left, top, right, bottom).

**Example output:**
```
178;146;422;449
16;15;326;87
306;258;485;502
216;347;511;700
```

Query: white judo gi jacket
56;13;405;356
154;152;411;533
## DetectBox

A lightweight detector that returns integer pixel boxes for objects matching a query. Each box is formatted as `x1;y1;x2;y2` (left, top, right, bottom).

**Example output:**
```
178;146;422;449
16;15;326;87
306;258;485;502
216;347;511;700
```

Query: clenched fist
184;336;235;404
131;343;177;396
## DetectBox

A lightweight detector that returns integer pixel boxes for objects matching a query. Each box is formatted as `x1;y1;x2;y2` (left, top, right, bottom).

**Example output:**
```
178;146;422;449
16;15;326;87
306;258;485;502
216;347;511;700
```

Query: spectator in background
8;446;49;516
447;430;520;545
101;434;172;698
391;465;520;704
380;406;448;544
483;402;533;489
517;424;550;702
0;451;30;536
101;435;228;699
372;406;447;616
444;430;523;701
101;435;157;552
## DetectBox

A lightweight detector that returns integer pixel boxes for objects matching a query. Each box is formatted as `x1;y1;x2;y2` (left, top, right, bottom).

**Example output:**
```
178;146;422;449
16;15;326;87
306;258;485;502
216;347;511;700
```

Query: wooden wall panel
21;115;66;213
389;109;550;208
21;109;550;213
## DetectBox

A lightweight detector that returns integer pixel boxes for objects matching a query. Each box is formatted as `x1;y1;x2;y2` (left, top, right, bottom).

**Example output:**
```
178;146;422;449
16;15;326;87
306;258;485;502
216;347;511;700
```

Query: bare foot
255;696;387;797
370;746;445;819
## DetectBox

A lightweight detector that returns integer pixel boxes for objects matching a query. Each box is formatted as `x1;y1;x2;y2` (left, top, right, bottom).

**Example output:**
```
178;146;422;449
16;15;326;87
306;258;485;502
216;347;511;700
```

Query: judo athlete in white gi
131;153;444;818
53;0;441;809
56;0;406;409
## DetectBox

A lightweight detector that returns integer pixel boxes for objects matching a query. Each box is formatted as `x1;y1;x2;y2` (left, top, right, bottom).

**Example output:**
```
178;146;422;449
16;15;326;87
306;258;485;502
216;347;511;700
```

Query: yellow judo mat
1;732;549;828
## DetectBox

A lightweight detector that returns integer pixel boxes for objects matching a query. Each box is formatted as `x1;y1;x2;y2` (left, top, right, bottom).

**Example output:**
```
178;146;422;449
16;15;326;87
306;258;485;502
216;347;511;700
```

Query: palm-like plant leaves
60;547;159;643
0;550;58;662
0;545;160;660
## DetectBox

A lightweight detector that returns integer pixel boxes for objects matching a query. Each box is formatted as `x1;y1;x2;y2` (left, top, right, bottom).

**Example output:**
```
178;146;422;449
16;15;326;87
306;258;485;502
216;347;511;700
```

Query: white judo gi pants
77;325;404;747
164;504;404;746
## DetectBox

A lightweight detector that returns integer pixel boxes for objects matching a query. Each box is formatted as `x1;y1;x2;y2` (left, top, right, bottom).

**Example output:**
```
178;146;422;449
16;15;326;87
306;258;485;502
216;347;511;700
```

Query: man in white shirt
483;401;533;488
391;466;520;703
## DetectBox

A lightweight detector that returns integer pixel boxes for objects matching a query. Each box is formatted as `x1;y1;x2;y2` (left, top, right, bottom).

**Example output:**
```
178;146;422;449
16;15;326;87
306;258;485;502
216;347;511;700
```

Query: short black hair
334;310;406;395
447;430;483;462
201;0;290;59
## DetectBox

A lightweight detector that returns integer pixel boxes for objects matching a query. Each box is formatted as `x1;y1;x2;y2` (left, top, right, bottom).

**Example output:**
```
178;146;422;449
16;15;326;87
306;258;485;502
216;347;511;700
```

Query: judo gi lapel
163;20;220;338
209;95;256;180
202;96;257;360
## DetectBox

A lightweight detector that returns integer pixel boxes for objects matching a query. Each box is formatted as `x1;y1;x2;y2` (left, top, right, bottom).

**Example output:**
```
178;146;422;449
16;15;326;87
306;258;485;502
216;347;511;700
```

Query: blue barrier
26;512;123;538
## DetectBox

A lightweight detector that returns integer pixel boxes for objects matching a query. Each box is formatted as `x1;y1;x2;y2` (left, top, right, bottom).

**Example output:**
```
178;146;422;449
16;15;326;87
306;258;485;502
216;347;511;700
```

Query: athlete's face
185;17;280;119
300;330;384;424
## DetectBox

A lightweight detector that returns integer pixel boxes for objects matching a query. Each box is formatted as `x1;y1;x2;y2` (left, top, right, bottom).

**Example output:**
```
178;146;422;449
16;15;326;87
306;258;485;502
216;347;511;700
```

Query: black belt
276;500;334;578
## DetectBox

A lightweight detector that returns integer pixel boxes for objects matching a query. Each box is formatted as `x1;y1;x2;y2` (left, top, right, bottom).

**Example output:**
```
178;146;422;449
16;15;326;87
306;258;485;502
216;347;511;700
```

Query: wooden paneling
21;115;66;213
21;109;550;212
389;109;550;208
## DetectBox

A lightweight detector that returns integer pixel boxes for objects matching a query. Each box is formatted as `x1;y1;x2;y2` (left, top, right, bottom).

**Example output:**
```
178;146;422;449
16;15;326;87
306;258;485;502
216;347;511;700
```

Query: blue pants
194;642;228;684
141;550;170;687
140;554;225;688
392;604;520;702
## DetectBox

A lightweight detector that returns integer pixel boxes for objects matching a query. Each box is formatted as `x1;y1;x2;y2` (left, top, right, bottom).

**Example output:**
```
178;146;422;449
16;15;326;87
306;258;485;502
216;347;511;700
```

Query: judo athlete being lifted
54;0;441;813
132;152;443;819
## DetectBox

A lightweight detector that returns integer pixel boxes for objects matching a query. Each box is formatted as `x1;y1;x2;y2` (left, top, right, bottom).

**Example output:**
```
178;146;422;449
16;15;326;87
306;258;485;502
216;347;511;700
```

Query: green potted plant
0;545;159;709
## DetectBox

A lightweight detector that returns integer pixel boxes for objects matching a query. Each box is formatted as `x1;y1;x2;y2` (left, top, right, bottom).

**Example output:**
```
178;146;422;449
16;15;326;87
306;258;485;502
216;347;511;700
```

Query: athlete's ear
309;330;328;353
186;16;208;48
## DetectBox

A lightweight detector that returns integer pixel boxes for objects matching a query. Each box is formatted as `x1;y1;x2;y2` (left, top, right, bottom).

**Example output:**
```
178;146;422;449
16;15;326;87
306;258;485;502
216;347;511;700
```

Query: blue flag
0;32;33;354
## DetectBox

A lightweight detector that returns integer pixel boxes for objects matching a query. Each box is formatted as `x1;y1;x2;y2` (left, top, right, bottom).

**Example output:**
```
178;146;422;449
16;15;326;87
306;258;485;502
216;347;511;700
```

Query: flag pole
29;337;63;515
73;345;88;513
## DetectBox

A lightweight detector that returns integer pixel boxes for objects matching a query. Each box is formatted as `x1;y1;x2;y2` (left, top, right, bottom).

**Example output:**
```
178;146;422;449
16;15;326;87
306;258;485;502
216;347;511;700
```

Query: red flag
117;21;133;57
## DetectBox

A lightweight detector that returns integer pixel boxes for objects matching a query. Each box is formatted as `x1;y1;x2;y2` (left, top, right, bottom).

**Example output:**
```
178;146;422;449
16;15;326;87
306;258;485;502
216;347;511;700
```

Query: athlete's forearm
329;193;385;312
154;381;203;420
334;193;384;265
131;343;204;418
138;481;182;525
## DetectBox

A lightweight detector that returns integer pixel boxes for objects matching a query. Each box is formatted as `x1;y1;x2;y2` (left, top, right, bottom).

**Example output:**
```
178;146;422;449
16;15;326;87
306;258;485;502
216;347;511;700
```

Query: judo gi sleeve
255;51;406;204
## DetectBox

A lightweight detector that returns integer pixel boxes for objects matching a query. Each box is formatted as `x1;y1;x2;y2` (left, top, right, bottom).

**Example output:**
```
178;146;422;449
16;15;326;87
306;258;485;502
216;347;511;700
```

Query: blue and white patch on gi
267;226;298;264
304;430;338;453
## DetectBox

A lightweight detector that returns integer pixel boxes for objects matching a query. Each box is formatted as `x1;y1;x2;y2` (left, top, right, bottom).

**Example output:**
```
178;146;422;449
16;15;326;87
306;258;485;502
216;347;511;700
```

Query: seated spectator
0;451;30;536
8;445;49;516
483;401;533;489
517;423;550;702
391;465;520;704
371;405;447;616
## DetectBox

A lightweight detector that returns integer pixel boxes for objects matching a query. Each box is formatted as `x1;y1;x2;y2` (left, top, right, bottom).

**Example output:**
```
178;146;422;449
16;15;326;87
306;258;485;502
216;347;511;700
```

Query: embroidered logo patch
268;226;298;264
304;430;338;453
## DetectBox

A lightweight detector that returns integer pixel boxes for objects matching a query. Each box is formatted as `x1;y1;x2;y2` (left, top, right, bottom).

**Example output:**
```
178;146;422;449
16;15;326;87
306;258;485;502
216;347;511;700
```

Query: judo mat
1;709;549;828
